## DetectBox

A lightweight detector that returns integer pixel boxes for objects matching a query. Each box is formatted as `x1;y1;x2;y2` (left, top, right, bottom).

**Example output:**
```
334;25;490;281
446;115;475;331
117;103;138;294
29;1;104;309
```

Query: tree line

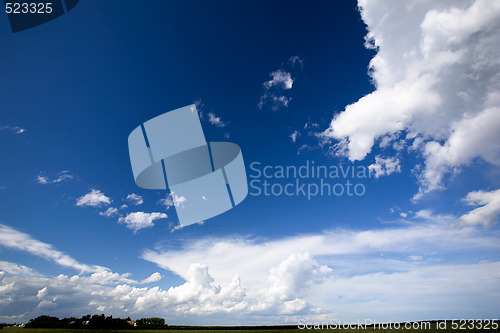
24;314;166;329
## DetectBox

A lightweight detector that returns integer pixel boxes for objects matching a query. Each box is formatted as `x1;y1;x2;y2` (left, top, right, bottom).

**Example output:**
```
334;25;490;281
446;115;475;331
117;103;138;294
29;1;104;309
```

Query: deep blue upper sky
1;0;378;265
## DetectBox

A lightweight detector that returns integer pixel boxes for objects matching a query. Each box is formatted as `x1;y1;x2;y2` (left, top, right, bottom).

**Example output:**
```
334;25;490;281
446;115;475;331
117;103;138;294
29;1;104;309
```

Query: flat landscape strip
1;321;500;333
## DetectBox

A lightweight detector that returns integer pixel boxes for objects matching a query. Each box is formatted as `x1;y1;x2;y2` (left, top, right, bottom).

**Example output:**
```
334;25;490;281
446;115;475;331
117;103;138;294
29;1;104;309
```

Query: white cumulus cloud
320;0;500;199
258;56;303;111
369;156;401;178
140;272;162;284
126;193;144;205
158;192;187;209
0;261;40;277
1;216;500;324
99;207;118;217
455;189;500;227
118;212;168;233
76;189;111;207
264;69;294;90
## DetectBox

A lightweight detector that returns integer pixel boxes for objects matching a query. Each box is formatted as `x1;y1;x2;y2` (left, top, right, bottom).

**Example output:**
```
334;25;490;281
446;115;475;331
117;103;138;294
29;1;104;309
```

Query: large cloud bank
321;0;500;199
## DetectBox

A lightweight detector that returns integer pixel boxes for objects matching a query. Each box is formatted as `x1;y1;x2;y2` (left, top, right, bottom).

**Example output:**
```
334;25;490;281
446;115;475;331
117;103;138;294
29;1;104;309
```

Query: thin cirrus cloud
297;144;313;155
0;224;105;273
0;124;26;134
76;189;111;207
0;224;160;282
319;0;500;200
142;211;500;289
35;171;73;184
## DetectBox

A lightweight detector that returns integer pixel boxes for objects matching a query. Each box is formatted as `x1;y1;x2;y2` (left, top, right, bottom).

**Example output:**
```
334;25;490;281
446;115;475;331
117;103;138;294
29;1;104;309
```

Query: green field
1;324;499;333
1;330;302;333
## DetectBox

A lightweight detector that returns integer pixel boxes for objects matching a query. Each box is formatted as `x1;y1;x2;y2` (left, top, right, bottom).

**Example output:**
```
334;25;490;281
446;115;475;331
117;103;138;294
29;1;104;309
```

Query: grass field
2;330;301;333
1;323;499;333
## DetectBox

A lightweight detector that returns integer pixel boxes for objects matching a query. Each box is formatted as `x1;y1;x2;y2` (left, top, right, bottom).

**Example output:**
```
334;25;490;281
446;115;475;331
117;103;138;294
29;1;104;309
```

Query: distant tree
25;315;60;328
136;317;165;328
59;317;78;327
25;314;131;329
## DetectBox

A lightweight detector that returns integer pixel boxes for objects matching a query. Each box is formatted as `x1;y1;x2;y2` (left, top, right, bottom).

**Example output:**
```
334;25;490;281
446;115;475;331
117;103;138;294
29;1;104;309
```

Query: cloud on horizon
1;211;499;324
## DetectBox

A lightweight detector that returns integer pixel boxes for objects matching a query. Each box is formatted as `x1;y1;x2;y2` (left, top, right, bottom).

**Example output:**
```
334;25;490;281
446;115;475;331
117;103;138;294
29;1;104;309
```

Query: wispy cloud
35;171;73;184
0;224;105;273
288;55;303;68
263;69;294;90
143;211;500;286
76;189;111;207
126;193;143;205
258;56;303;111
289;130;300;143
297;144;313;155
0;124;26;134
99;207;118;217
195;100;227;128
368;156;401;178
158;192;187;209
304;121;319;130
207;112;227;127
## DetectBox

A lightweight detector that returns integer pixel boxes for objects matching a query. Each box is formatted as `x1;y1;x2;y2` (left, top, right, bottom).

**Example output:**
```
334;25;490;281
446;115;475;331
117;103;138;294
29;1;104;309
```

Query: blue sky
1;0;500;325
